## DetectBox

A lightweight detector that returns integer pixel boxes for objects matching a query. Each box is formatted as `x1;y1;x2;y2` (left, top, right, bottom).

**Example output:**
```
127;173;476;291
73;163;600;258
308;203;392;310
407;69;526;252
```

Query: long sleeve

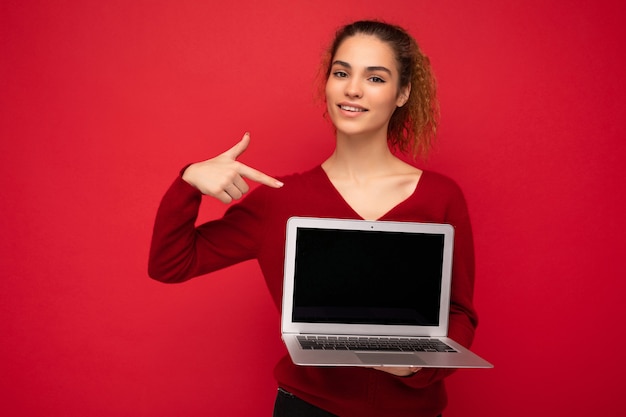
148;175;269;283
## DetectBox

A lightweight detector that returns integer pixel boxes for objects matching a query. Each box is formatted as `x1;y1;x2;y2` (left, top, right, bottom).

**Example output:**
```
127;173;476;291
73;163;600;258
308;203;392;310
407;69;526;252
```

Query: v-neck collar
314;165;425;221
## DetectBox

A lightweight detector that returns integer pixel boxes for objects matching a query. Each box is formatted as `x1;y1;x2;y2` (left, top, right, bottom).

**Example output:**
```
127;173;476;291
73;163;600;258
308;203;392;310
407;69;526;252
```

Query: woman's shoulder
420;169;465;196
246;165;326;202
275;164;325;183
415;169;471;223
262;165;327;195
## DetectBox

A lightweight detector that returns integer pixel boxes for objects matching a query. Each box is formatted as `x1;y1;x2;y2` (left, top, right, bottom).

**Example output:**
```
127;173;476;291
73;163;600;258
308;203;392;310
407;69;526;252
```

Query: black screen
292;227;445;326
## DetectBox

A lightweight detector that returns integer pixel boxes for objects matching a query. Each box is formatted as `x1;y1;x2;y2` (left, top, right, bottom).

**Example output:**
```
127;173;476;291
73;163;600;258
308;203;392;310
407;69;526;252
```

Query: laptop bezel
281;217;455;337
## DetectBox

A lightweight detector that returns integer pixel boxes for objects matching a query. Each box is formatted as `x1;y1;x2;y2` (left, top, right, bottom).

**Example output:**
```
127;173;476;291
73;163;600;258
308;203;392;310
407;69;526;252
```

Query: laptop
281;217;492;368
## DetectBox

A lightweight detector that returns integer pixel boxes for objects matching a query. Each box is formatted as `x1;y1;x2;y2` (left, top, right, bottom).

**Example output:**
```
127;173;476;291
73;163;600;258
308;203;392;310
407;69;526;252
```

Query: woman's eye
333;71;348;78
369;76;385;83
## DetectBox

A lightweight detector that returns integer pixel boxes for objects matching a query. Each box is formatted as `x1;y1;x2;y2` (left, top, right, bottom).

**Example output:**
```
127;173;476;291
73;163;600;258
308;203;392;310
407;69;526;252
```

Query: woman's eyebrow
332;60;392;75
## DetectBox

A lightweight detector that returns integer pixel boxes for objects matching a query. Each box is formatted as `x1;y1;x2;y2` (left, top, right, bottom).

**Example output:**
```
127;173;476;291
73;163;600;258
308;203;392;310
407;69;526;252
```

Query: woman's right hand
182;132;284;204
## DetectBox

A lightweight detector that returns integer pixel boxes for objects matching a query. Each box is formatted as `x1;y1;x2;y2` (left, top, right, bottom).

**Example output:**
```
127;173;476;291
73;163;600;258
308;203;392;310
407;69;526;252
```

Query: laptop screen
292;227;445;326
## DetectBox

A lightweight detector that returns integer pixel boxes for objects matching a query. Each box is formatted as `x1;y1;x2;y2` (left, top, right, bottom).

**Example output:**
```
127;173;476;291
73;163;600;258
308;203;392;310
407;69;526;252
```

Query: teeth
340;105;366;112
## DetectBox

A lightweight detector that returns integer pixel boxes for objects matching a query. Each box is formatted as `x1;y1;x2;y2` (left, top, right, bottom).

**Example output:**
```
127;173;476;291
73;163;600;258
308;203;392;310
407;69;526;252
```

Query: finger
223;183;244;200
222;132;251;160
372;366;420;376
212;189;233;204
232;175;250;195
238;164;284;188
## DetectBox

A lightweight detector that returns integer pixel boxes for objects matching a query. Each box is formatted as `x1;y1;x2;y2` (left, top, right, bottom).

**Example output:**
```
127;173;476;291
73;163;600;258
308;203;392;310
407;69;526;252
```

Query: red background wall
2;1;625;416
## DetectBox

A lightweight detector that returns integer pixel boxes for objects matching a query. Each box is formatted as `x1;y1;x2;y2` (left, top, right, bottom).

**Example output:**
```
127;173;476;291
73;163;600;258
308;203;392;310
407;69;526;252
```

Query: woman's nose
345;79;363;98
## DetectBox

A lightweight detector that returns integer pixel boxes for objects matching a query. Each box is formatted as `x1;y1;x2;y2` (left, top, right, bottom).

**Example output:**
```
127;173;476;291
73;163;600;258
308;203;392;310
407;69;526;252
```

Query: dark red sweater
149;165;478;417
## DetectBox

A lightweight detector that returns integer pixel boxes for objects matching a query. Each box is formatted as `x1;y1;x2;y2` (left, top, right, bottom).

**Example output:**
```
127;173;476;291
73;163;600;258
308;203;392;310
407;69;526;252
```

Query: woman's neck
320;131;422;220
322;131;399;181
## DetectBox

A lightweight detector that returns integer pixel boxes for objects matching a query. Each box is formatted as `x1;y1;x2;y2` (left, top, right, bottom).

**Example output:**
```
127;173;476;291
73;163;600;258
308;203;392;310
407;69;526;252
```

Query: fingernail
275;181;284;187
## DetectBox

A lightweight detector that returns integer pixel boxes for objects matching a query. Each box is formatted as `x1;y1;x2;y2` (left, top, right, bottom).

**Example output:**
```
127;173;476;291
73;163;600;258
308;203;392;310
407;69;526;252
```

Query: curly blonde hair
319;20;439;158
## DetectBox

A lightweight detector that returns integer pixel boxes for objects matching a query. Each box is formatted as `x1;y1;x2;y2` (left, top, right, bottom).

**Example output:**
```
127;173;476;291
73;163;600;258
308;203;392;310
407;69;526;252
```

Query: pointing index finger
238;163;284;188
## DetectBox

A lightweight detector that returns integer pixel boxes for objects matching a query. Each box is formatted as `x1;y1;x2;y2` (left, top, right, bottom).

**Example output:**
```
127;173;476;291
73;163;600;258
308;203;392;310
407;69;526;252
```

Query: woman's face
325;34;409;139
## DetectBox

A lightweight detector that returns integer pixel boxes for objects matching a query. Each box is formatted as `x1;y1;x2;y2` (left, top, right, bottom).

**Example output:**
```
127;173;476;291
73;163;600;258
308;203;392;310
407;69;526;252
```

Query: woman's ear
397;84;411;107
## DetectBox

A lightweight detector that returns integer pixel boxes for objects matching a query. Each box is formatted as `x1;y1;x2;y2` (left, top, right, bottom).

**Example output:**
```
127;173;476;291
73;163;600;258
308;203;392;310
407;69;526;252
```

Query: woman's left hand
372;366;422;377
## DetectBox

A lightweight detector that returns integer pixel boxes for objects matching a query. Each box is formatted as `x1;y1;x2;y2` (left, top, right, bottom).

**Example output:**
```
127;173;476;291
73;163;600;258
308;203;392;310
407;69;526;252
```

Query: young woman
149;20;477;417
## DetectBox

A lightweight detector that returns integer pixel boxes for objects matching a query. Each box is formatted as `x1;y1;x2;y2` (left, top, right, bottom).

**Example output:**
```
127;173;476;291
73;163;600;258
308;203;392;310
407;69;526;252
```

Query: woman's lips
339;104;367;112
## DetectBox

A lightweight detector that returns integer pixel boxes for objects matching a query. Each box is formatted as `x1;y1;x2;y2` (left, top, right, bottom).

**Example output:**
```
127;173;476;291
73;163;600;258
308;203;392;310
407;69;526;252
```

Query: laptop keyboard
296;335;458;353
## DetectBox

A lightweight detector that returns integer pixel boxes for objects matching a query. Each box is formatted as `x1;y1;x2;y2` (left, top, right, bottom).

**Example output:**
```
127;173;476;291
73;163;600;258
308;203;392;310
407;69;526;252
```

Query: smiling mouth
339;105;368;112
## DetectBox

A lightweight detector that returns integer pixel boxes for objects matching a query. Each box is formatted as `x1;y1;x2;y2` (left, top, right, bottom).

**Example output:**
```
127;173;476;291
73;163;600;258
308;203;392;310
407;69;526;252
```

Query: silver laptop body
281;217;492;368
